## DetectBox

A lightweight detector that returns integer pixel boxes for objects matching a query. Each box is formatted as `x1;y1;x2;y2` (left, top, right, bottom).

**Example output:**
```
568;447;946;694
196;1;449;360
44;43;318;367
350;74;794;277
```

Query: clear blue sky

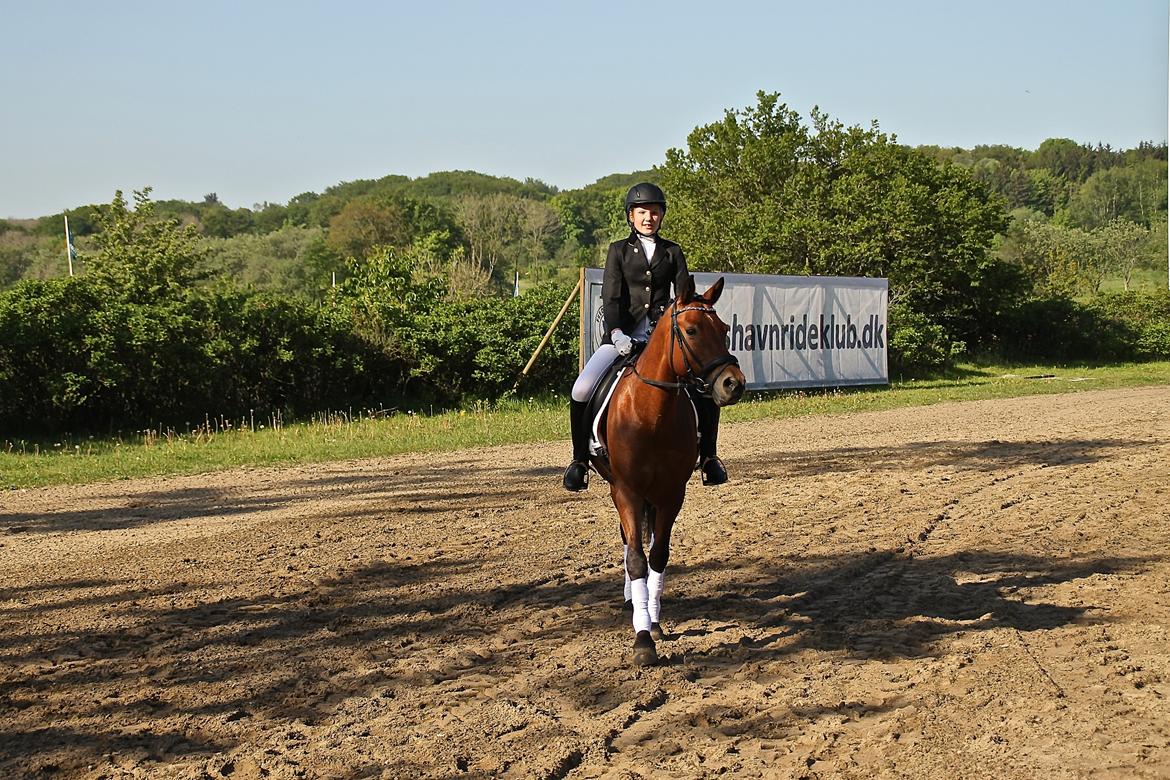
2;0;1167;218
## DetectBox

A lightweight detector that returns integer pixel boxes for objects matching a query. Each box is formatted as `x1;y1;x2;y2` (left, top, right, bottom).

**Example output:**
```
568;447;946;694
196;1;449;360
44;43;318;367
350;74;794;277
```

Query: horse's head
667;276;746;407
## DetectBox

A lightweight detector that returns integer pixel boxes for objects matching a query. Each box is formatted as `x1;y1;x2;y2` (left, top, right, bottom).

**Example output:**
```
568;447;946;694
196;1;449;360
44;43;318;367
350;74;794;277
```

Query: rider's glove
612;330;633;356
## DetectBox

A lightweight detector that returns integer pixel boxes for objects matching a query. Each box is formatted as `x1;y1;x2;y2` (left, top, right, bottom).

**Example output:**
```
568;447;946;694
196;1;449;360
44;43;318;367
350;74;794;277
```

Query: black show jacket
600;232;690;345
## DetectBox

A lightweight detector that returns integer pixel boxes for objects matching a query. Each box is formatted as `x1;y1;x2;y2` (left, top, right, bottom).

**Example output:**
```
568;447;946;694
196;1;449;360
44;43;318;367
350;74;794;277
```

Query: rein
632;303;739;396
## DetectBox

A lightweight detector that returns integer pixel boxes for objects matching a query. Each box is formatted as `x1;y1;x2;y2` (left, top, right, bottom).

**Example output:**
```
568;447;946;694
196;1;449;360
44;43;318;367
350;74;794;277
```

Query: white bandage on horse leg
647;568;664;624
630;578;651;633
623;545;632;601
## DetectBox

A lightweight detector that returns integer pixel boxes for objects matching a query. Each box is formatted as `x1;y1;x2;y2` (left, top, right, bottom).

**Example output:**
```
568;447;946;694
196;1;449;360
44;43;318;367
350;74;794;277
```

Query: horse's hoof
650;622;666;642
632;630;658;667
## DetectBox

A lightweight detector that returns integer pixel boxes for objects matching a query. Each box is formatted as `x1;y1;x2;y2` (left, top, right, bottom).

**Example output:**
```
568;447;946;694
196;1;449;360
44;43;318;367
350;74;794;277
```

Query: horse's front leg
647;500;680;641
611;485;657;666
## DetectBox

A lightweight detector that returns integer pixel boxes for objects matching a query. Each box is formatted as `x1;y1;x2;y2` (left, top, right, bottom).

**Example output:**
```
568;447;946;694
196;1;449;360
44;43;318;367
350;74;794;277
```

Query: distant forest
2;135;1166;299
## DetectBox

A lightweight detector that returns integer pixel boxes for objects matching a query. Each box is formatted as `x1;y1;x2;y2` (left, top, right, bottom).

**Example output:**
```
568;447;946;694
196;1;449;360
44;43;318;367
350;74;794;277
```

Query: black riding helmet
625;182;667;234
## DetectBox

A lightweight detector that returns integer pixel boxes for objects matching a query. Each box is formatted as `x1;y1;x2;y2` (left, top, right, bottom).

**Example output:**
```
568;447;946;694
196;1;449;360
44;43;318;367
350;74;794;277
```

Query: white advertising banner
581;269;888;389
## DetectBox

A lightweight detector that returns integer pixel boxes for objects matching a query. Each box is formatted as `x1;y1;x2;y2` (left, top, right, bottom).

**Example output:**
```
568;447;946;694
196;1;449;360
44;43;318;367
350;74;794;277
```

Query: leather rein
631;302;739;396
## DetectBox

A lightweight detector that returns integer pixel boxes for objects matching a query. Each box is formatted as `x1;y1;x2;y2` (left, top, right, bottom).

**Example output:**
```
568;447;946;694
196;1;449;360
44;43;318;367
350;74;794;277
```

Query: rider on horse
562;182;729;492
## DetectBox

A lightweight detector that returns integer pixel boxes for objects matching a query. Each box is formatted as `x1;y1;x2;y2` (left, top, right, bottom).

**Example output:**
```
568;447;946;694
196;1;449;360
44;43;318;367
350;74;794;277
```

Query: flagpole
64;215;74;277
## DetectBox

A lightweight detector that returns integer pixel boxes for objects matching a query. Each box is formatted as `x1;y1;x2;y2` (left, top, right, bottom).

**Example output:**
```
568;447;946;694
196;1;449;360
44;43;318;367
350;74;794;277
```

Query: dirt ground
1;385;1168;780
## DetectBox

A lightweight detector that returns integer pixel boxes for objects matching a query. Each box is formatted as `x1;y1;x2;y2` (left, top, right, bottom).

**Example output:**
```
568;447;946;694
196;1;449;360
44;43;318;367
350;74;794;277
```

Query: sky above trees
2;0;1167;217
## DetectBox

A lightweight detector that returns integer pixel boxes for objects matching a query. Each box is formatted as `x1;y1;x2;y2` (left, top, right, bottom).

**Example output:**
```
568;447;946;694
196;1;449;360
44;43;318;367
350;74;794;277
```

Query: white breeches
571;317;650;402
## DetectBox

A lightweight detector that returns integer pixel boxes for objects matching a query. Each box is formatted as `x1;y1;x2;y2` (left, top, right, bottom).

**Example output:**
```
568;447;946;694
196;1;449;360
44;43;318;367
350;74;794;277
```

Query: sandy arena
1;385;1168;779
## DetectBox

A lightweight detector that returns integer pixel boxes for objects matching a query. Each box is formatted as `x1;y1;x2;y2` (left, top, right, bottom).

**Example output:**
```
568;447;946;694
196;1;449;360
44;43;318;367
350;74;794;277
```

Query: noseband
633;303;740;396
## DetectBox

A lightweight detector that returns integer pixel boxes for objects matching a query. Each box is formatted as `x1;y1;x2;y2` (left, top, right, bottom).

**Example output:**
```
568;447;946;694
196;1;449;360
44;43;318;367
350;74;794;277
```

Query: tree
1096;218;1152;292
551;186;626;266
199;203;255;238
519;199;561;278
1003;218;1105;297
1033;138;1097;182
454;194;524;287
1062;159;1168;229
89;188;210;302
661;91;1015;344
202;225;326;293
326;196;412;258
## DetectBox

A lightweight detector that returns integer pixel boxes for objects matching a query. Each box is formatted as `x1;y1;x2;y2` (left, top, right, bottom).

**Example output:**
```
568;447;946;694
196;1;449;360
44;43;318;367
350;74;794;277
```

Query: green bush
990;289;1169;363
1085;290;1170;360
888;304;960;376
0;277;411;434
0;262;580;435
0;278;106;428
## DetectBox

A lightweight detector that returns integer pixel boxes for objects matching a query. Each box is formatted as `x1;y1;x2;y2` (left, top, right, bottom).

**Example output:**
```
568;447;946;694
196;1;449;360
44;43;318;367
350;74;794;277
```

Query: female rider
562;182;728;491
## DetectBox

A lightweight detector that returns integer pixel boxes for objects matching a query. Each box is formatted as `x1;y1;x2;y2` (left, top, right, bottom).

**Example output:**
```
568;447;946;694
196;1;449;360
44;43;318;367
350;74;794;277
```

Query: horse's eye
685;326;698;336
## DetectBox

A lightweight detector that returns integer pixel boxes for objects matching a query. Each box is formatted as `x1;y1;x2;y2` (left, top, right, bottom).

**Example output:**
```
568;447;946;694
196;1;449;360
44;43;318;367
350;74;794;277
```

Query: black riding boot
563;399;591;491
695;395;728;486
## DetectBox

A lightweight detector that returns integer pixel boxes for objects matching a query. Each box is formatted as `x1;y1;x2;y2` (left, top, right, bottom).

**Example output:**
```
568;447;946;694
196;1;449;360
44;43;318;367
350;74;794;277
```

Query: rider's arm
601;241;628;342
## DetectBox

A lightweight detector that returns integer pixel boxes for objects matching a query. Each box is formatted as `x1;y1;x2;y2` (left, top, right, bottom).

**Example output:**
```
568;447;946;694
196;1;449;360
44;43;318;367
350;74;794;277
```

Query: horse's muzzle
710;364;746;406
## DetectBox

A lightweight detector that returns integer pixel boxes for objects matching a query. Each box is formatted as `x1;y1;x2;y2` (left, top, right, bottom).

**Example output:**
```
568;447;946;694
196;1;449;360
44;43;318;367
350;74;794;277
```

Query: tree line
1;91;1167;435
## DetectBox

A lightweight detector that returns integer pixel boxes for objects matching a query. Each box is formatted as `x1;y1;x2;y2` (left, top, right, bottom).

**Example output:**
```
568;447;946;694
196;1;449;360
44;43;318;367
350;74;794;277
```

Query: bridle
632;302;739;397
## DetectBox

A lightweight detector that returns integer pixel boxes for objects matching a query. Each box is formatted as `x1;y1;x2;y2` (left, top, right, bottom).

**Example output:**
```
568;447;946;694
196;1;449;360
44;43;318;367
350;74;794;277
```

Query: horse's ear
703;277;725;305
679;274;696;303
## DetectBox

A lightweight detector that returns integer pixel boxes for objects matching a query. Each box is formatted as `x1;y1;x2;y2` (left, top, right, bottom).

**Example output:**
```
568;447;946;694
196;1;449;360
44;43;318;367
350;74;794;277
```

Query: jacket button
644;303;650;308
645;286;650;292
645;270;651;276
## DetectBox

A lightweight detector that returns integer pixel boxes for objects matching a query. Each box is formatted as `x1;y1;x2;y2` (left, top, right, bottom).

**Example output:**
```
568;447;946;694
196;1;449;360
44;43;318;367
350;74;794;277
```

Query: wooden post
514;274;583;391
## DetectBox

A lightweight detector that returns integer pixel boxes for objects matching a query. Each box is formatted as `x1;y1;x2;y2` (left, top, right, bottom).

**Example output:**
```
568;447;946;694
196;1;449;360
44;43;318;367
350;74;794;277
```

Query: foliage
202;225;327;292
990;290;1170;363
332;247;578;403
1000;216;1161;296
1061;159;1167;229
888;303;962;377
4;97;1167;438
0;272;403;434
327;194;461;262
918;139;1166;218
660;91;1018;348
1086;290;1170;360
87;189;211;302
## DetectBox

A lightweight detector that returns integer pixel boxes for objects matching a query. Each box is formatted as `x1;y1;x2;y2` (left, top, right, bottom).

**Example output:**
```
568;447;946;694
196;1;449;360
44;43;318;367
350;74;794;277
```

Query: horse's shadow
0;544;1143;775
658;549;1141;664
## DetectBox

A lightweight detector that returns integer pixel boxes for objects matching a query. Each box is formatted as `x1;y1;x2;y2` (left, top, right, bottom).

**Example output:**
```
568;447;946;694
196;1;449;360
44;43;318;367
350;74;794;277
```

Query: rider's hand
612;330;633;356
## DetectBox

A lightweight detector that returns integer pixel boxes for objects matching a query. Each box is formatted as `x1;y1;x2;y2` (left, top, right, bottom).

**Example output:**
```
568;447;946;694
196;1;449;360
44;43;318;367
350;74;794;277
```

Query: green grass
3;362;1168;490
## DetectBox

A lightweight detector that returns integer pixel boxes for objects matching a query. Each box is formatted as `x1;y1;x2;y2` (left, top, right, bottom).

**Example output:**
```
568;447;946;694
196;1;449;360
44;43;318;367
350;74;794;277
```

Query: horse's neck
636;319;680;388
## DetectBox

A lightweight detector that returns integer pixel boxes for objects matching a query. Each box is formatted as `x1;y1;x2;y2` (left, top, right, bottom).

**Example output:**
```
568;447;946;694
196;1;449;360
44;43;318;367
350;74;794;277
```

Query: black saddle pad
583;344;647;464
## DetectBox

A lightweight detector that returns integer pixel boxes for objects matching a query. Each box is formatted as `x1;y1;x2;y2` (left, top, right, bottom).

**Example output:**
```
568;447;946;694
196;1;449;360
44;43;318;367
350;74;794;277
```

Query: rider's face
629;204;664;236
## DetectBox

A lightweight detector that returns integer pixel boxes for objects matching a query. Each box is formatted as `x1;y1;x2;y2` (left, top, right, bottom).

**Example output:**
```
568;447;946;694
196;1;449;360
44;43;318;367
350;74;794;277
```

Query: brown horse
593;275;746;666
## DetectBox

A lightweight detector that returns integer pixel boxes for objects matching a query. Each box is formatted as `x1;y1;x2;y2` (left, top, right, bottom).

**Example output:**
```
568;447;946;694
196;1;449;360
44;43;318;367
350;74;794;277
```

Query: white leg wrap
630;578;651;633
623;545;631;601
647;568;664;624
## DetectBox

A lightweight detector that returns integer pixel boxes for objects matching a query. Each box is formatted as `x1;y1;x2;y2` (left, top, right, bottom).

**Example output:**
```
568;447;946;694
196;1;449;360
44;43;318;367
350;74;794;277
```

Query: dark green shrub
888;304;960;376
991;290;1169;363
1085;290;1170;360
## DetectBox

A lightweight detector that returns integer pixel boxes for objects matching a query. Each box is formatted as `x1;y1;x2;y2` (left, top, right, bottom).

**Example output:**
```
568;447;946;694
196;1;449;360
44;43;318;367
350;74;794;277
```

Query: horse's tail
641;500;655;542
